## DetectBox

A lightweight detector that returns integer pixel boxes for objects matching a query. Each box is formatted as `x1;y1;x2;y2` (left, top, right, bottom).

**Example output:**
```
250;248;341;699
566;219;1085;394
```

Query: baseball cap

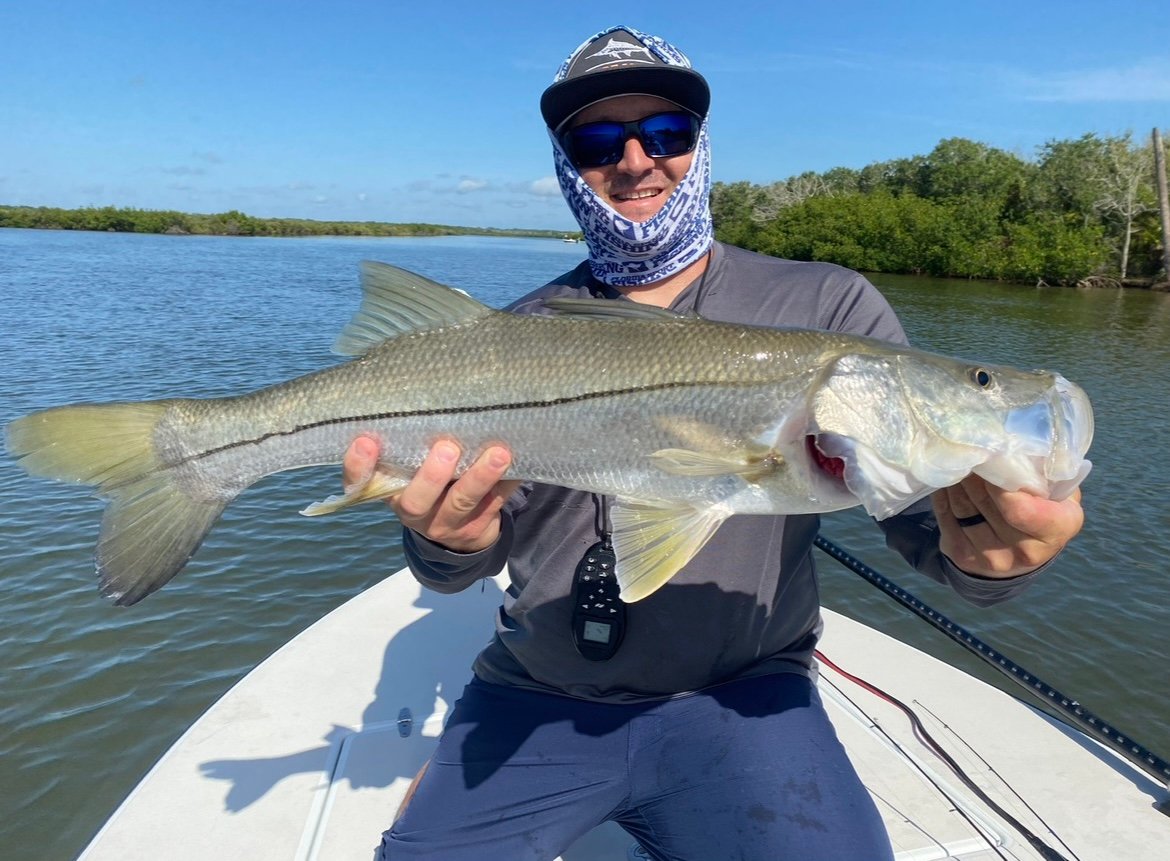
540;26;710;132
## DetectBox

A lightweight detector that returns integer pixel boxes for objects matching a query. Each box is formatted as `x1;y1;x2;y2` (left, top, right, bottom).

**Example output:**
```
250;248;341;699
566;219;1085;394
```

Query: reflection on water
1;230;1168;860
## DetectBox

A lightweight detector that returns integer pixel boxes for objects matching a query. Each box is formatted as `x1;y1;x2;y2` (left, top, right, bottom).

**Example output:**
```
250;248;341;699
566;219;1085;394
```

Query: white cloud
529;176;561;197
457;178;489;194
1015;58;1170;103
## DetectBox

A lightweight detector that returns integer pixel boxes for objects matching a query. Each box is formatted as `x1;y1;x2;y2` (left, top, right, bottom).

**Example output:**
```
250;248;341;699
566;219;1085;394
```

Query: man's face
568;95;696;224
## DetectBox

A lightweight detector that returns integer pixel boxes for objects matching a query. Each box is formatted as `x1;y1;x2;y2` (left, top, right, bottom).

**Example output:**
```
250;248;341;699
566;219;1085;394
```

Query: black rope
813;533;1170;791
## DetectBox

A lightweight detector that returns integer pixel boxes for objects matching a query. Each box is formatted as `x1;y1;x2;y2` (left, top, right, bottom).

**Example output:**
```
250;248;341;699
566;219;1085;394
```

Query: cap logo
583;37;655;68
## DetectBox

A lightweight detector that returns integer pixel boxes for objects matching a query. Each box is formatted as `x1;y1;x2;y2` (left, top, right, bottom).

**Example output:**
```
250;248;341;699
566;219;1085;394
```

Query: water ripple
2;232;1168;860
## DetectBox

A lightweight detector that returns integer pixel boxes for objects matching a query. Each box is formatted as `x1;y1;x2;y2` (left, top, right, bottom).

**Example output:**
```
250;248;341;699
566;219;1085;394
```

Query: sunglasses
560;111;700;169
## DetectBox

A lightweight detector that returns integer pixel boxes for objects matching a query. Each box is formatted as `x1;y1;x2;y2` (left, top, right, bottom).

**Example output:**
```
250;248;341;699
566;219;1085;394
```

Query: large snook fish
5;262;1093;606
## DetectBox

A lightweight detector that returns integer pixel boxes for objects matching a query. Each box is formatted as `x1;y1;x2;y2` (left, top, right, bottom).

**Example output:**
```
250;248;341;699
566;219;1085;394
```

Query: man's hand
933;474;1085;579
342;435;520;553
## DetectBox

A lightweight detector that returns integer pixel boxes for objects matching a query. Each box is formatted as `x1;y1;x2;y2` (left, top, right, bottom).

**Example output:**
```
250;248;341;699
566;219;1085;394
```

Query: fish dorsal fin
333;261;494;356
542;297;693;322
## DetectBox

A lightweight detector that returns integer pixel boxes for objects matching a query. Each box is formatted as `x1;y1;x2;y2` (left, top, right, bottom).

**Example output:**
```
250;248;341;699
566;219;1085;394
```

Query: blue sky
2;1;1168;232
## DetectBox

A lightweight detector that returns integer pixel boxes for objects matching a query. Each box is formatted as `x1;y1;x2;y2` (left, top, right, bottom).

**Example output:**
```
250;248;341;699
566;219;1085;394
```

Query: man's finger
342;435;380;491
443;447;513;515
396;441;462;520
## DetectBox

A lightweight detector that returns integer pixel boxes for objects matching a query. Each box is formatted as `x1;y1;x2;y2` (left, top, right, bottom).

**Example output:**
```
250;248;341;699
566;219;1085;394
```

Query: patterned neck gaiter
551;123;714;287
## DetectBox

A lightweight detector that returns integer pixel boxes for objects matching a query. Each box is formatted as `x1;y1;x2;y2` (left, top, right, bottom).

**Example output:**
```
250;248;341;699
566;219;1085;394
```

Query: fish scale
171;313;816;489
4;262;1093;605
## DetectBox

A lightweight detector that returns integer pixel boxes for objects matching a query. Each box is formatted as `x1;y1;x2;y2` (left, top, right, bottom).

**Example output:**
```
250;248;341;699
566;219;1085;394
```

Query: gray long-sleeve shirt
404;242;1039;702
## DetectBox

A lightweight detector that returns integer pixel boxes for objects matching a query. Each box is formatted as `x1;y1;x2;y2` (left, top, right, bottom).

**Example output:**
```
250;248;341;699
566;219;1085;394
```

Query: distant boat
76;563;1170;861
562;235;581;243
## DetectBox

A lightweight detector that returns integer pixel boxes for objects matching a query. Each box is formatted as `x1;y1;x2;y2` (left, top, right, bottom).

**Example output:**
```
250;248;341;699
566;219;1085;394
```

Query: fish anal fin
300;469;410;516
611;500;731;602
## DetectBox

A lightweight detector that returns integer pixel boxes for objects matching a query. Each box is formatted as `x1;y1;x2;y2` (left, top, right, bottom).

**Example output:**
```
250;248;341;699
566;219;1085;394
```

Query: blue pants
379;673;893;860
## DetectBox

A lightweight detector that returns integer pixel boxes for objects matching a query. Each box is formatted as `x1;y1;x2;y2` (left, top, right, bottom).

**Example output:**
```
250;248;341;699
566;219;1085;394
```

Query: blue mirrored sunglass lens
638;115;697;156
564;113;697;168
566;125;626;167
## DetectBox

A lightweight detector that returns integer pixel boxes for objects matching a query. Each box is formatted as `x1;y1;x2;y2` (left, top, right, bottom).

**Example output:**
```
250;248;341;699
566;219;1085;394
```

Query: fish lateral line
183;377;770;464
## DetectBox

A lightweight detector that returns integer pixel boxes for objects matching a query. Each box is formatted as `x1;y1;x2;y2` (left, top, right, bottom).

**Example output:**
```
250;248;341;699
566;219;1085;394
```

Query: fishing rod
813;533;1170;795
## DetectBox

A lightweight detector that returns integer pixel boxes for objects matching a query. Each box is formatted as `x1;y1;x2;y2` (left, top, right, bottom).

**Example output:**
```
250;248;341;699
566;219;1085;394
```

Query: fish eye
969;367;993;388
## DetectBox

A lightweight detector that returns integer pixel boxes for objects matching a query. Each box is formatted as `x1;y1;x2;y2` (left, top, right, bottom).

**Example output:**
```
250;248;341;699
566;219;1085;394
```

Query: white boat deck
79;569;1168;860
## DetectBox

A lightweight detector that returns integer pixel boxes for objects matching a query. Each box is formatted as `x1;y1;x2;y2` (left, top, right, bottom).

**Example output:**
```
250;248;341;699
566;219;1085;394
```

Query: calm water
1;229;1168;860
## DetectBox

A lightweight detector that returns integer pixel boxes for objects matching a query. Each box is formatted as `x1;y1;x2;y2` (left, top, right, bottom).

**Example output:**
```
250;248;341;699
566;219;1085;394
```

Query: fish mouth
982;374;1094;500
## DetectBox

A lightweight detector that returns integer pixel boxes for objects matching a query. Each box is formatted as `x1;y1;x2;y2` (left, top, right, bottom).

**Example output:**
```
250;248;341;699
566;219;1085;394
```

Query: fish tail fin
6;402;229;605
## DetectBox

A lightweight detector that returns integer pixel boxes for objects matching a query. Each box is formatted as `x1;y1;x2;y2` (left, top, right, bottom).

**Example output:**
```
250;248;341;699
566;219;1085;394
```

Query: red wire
814;649;1073;861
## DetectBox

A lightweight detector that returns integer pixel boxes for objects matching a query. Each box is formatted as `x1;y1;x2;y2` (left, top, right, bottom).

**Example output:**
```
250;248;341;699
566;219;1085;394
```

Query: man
347;25;1085;860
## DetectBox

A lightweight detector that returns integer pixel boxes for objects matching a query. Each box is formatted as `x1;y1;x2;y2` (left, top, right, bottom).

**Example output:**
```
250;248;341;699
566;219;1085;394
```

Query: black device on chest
570;538;626;661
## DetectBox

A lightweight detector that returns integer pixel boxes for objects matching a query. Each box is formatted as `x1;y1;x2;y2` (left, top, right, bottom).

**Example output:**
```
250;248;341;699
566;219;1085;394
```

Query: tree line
711;131;1168;285
3;130;1166;284
0;205;570;241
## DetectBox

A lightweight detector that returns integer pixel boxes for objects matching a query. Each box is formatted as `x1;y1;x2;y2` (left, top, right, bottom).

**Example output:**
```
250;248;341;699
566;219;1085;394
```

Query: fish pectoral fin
611;499;731;602
300;470;410;516
649;447;784;482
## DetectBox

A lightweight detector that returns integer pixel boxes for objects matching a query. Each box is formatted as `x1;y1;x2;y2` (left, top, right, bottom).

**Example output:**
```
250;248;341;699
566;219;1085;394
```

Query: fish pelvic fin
6;402;229;606
300;469;410;516
333;261;495;356
611;499;731;603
